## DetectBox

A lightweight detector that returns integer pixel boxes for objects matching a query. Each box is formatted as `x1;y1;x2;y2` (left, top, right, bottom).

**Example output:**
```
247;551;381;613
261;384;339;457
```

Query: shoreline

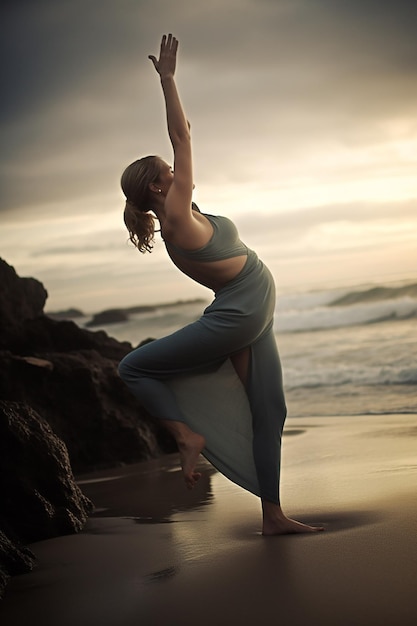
1;413;417;626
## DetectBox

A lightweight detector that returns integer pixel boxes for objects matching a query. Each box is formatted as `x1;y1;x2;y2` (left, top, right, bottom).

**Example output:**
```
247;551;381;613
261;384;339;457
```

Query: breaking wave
275;282;417;333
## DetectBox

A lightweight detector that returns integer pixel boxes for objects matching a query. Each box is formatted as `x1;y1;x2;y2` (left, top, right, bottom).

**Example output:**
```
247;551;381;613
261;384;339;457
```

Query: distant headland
47;298;207;327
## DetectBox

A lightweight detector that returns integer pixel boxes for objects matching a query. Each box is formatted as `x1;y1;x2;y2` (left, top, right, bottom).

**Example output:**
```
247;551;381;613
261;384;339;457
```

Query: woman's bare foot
178;432;206;489
262;500;324;535
161;420;206;489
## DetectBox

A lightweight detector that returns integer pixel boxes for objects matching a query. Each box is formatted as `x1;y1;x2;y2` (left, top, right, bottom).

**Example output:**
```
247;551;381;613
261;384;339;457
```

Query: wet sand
1;414;417;626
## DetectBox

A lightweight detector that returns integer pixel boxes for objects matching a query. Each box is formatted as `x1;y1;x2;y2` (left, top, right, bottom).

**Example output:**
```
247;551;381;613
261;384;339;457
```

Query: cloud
235;197;417;249
2;0;417;212
1;0;416;309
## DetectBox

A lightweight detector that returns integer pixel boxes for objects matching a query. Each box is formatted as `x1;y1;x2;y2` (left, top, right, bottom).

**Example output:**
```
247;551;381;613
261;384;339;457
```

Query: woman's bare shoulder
162;209;214;250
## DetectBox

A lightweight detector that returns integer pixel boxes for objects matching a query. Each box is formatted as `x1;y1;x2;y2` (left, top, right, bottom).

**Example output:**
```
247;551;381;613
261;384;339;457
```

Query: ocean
78;280;417;419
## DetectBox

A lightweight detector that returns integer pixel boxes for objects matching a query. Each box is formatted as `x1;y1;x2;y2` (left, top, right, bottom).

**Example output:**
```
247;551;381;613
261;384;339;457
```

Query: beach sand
1;414;417;626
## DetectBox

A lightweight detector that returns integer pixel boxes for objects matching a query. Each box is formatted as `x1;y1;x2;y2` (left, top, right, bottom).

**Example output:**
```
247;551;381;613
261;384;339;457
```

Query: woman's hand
149;34;178;79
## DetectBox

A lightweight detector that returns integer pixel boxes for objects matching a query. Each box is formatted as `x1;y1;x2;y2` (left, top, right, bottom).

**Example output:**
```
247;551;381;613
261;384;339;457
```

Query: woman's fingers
148;54;157;68
160;33;178;55
160;33;167;54
149;34;178;75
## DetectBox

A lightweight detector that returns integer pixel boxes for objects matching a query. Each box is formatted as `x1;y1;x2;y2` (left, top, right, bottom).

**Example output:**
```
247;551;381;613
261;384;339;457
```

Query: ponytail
124;199;156;253
120;156;162;254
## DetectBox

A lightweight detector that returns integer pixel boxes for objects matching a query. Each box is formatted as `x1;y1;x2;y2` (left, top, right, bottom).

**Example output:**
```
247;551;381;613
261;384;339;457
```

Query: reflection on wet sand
77;455;217;520
1;415;417;626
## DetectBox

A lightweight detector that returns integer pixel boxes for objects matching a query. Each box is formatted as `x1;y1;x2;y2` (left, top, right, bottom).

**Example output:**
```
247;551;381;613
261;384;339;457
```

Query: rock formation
0;258;175;597
0;401;93;594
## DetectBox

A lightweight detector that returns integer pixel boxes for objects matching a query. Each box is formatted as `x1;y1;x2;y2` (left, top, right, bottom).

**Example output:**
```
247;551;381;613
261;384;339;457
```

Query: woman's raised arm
149;35;193;222
149;35;189;145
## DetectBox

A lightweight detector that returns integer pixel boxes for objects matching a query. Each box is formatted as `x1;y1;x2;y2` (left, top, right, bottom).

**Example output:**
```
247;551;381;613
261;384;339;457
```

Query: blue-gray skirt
119;249;287;503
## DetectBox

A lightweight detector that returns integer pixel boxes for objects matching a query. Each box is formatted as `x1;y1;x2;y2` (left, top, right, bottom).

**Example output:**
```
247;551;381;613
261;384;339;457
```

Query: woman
118;34;323;535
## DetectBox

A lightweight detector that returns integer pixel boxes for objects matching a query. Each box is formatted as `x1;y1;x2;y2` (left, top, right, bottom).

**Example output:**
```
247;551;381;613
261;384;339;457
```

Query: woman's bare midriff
166;250;248;292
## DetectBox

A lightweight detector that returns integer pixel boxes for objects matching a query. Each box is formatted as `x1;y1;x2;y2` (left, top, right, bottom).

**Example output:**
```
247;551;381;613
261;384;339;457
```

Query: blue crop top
164;213;248;262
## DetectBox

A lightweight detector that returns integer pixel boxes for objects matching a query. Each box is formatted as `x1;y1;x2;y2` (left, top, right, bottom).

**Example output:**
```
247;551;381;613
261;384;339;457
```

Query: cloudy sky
1;0;416;312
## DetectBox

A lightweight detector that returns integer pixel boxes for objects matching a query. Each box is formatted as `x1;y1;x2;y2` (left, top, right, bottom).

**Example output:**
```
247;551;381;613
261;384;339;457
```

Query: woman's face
156;160;174;194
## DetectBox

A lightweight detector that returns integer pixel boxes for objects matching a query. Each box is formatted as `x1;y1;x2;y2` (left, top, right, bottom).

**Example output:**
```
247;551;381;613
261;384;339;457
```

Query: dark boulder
0;258;47;349
0;401;92;541
0;401;93;597
0;258;176;597
8;315;132;361
0;258;173;473
0;349;167;472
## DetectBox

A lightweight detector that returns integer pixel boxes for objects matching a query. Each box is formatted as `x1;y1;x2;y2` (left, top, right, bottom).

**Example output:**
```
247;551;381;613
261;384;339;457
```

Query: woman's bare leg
262;500;324;535
161;419;206;489
230;347;251;386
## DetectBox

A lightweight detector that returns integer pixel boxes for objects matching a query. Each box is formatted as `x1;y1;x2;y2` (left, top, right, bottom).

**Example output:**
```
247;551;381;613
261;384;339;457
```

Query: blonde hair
121;156;162;253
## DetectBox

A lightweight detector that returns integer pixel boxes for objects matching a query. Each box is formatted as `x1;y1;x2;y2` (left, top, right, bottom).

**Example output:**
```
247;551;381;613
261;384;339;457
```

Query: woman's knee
118;351;143;382
118;354;130;381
